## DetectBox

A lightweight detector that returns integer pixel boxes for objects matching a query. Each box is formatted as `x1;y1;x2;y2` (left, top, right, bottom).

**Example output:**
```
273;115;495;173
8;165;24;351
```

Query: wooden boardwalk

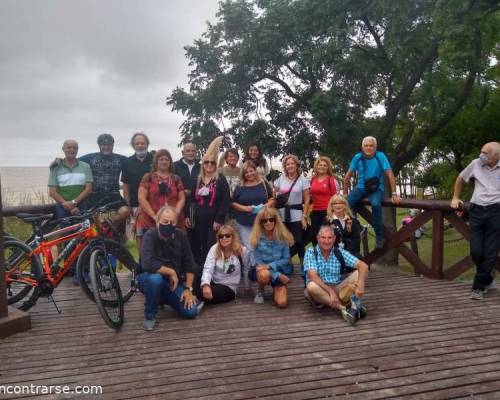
1;269;500;399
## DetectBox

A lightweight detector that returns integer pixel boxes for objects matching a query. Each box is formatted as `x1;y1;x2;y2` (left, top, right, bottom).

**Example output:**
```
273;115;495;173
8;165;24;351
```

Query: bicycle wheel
76;239;138;303
4;239;42;307
89;247;124;329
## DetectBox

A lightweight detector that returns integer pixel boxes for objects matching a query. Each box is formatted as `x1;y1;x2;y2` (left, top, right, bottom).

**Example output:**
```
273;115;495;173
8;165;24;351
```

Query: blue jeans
137;272;199;320
348;188;384;239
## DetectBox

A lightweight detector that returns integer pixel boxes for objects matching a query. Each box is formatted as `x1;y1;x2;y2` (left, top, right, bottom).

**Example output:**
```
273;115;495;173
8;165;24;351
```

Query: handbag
275;176;299;209
359;155;383;194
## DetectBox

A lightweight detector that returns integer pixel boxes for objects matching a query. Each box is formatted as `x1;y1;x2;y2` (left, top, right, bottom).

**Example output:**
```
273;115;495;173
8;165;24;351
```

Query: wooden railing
358;198;500;280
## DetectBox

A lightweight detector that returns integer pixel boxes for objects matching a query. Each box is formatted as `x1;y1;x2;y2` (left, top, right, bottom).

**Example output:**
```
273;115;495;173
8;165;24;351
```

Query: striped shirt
48;160;93;201
303;245;359;285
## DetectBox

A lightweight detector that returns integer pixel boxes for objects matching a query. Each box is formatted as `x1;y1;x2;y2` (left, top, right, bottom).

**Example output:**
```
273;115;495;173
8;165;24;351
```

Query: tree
168;0;499;174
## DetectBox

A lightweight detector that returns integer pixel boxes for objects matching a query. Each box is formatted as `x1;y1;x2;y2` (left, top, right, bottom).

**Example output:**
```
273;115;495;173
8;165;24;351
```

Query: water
0;166;50;206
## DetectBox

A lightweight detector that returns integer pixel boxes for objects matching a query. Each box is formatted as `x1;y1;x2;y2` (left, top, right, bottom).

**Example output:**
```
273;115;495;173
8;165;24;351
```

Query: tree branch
361;15;394;71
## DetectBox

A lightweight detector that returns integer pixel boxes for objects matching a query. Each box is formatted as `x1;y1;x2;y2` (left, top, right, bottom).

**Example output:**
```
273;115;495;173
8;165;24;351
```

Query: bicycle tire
89;247;124;329
4;239;42;307
76;239;138;303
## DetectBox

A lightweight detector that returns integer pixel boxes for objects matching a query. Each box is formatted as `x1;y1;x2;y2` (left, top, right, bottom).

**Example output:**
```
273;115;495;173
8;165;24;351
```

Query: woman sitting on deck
248;207;294;308
199;225;253;305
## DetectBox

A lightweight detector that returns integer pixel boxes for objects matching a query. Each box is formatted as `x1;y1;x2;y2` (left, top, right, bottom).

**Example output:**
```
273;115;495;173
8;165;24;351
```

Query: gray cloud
0;0;219;165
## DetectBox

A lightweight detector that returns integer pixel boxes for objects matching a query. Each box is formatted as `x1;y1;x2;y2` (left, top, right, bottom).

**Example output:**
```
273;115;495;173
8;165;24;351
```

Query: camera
158;181;172;196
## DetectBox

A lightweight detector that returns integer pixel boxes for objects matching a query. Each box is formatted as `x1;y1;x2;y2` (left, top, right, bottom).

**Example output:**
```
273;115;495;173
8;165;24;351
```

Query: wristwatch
185;286;193;293
71;199;77;205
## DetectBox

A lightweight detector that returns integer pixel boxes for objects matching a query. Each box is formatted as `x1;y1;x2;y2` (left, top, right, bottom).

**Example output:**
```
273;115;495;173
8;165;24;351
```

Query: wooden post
431;210;444;279
0;178;31;338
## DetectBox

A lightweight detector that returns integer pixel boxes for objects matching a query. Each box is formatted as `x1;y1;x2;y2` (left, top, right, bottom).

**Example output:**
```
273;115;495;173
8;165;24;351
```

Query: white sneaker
254;291;264;304
485;281;497;293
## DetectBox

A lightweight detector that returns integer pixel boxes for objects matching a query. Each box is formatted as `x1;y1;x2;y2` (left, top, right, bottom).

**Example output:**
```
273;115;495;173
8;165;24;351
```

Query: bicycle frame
8;220;99;288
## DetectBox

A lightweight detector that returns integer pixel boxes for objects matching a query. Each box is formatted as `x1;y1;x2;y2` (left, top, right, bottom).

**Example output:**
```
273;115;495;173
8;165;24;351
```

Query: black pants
191;209;217;266
470;203;500;290
199;283;235;304
310;210;327;246
285;221;305;260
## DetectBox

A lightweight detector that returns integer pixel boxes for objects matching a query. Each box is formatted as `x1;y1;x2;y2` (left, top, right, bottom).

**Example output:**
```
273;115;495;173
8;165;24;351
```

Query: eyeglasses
218;233;233;239
261;217;276;224
203;160;216;165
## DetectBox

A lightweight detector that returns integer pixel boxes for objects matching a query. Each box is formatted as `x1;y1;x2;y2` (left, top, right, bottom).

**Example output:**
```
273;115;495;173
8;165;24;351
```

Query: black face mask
158;223;176;237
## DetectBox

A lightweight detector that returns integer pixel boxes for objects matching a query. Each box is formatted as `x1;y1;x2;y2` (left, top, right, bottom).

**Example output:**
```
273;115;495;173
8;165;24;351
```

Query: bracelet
392;192;397;195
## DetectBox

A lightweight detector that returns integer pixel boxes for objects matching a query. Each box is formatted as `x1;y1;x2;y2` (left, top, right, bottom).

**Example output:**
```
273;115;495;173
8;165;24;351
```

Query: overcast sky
0;0;220;166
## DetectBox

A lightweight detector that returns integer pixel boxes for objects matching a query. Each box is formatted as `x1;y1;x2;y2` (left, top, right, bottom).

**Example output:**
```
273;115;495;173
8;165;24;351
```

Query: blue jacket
253;236;292;281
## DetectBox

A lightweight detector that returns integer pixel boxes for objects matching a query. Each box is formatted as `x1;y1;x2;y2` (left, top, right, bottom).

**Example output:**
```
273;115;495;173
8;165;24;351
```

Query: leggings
199;283;235;304
285;221;305;260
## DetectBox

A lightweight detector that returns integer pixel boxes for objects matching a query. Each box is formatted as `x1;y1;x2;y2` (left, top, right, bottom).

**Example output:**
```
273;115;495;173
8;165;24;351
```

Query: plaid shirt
303;245;359;285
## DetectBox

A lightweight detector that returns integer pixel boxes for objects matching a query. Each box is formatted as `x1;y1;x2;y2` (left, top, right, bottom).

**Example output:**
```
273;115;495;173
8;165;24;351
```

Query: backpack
312;246;353;277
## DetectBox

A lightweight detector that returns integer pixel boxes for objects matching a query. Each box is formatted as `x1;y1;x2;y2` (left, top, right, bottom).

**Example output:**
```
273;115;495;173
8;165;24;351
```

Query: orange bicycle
4;201;138;329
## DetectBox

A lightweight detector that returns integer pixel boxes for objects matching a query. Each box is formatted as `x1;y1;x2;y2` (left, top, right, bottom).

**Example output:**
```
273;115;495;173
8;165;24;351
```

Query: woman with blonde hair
273;154;310;267
187;136;231;265
325;194;362;258
305;156;339;246
232;160;274;247
199;225;252;304
248;207;294;307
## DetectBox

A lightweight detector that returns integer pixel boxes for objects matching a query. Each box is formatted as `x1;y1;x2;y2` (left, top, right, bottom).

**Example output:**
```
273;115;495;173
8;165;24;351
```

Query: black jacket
140;228;198;276
173;158;200;193
325;217;362;258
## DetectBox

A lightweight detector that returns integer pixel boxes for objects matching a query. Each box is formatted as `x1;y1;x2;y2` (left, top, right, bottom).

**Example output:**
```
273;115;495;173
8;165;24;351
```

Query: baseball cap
97;133;114;145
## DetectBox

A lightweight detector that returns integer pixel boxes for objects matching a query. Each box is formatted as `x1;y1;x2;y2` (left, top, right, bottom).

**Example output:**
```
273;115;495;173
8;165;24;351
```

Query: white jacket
200;245;253;292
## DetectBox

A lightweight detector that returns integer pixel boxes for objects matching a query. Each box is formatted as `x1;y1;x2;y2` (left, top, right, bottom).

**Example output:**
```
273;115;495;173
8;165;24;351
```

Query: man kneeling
138;206;201;331
303;225;369;325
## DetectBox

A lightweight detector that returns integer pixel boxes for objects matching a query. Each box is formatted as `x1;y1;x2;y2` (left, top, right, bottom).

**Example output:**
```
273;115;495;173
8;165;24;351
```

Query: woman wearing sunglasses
325;194;362;258
249;207;295;307
136;149;186;249
187;137;230;266
199;225;252;304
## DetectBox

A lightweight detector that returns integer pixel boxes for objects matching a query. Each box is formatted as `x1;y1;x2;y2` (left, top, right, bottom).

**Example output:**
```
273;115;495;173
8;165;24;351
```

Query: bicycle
4;201;138;329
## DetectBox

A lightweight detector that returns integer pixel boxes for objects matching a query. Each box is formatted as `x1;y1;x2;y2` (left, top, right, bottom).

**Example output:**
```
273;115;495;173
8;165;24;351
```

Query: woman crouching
199;225;252;304
249;207;294;308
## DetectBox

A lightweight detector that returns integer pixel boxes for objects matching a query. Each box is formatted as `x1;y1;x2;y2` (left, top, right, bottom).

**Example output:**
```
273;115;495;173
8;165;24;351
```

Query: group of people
47;130;499;332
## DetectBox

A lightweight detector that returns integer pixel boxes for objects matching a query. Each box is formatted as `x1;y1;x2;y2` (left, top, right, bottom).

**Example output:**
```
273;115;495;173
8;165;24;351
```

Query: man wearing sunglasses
138;206;201;331
303;225;369;326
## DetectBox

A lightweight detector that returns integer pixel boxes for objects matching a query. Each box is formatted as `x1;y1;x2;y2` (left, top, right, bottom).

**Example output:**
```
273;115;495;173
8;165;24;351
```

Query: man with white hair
343;136;400;248
303;225;369;325
451;142;500;300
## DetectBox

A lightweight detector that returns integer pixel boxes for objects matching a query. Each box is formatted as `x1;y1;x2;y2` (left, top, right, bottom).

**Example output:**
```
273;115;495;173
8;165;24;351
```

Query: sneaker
470;289;484;300
197;301;205;314
72;274;80;286
351;295;367;319
254;291;264;304
341;306;358;326
485;281;497;293
142;318;156;331
375;236;385;249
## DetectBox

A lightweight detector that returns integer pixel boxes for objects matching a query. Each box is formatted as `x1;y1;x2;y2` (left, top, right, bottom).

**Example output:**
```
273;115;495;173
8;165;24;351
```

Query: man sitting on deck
303;225;369;325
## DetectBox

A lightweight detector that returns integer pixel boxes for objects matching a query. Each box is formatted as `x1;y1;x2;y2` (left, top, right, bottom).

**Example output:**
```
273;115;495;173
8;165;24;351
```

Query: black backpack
312;246;354;277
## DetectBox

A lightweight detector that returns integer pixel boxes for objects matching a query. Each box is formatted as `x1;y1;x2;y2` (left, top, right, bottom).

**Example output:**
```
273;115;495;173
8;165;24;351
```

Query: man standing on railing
343;136;400;249
48;139;93;218
451;141;500;300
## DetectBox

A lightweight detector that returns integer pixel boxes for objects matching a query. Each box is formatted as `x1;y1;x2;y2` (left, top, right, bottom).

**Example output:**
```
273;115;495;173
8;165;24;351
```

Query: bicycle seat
17;213;54;224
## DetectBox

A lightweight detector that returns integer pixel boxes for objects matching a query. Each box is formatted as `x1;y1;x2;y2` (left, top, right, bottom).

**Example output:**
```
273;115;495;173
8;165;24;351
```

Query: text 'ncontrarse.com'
0;385;103;396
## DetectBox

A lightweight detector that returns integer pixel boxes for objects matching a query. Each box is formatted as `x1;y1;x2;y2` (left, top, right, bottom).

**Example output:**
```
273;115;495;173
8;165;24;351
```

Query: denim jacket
253;236;292;281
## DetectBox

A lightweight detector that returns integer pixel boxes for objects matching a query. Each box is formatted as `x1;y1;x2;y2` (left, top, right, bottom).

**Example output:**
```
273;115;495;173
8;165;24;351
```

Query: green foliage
168;0;499;187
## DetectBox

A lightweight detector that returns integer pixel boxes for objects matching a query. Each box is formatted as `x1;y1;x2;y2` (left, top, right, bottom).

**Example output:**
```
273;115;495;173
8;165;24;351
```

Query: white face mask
135;149;148;158
479;153;490;165
198;185;210;196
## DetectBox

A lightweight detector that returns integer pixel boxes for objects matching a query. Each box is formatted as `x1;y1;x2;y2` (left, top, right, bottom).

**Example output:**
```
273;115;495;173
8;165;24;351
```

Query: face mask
479;153;490;164
135;149;148;158
158;223;176;237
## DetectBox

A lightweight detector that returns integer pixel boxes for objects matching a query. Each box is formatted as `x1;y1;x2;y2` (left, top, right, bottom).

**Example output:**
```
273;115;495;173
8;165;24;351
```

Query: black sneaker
341;306;358;326
351;295;367;319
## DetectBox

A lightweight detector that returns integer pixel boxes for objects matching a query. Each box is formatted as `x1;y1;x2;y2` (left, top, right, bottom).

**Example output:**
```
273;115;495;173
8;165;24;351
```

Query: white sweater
200;245;253;292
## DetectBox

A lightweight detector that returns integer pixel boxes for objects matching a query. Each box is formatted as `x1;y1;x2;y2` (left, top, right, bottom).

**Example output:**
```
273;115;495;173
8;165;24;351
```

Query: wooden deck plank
1;269;499;399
